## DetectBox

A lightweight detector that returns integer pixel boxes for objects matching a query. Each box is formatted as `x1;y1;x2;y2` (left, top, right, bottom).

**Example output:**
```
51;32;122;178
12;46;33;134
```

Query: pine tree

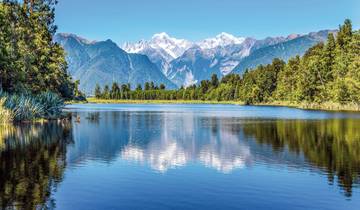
160;84;166;90
136;84;142;91
275;56;301;101
345;30;360;103
145;82;150;91
0;0;74;99
111;82;120;99
103;85;110;99
94;84;102;98
211;74;219;87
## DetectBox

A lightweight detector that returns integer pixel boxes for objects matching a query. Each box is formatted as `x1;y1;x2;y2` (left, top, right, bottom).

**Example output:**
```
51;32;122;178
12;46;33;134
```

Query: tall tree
0;0;74;98
94;84;102;98
211;74;219;88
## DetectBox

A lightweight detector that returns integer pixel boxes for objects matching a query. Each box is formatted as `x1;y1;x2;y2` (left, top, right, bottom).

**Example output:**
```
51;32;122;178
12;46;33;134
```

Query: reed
0;98;14;123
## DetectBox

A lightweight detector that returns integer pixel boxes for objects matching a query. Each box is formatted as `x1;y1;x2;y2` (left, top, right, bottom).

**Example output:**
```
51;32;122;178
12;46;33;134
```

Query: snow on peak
150;32;193;58
152;32;171;40
123;39;149;53
199;32;246;49
123;32;193;59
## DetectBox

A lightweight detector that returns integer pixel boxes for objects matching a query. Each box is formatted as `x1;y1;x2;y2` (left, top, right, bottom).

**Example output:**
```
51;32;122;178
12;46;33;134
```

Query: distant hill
124;30;335;87
54;34;177;94
232;30;337;74
55;29;337;92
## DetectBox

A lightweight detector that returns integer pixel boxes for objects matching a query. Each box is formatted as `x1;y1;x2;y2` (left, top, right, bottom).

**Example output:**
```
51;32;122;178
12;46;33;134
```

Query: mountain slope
166;35;297;87
123;33;193;75
54;33;91;75
55;29;337;91
55;34;177;94
232;30;336;74
167;46;222;87
167;30;335;86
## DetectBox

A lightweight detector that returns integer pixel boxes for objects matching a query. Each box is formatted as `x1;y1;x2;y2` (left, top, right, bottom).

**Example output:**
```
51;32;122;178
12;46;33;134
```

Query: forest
0;0;80;122
95;20;360;110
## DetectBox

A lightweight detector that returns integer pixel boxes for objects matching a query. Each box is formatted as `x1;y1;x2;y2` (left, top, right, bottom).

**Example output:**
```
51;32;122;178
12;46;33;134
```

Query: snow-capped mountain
123;32;249;78
166;30;334;87
123;32;193;75
56;29;336;91
123;32;193;60
198;32;246;49
167;45;220;87
55;34;177;94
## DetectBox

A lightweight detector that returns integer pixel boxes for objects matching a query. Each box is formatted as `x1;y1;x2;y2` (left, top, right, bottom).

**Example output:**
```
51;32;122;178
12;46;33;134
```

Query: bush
0;91;65;122
6;94;44;121
37;92;64;119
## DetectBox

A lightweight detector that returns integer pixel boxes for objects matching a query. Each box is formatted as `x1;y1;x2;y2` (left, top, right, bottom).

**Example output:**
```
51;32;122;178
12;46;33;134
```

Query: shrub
0;91;65;122
5;94;44;121
37;92;65;119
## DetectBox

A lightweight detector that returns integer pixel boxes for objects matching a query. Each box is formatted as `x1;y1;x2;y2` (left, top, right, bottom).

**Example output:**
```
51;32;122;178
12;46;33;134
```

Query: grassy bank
258;101;360;112
84;98;360;112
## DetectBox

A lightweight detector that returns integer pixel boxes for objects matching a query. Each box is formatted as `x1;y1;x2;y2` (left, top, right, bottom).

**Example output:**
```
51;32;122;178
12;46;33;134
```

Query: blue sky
55;0;360;44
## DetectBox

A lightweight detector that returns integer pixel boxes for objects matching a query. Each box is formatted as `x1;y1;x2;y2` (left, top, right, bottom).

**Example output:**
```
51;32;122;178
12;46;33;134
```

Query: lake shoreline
84;98;243;105
80;98;360;112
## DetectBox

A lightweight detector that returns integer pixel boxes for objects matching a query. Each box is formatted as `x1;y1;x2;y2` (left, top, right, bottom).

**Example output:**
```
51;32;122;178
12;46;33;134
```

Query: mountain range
55;29;336;94
54;34;177;94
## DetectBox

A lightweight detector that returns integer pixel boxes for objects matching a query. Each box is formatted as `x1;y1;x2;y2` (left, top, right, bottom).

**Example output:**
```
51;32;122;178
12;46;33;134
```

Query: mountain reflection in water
1;105;360;209
68;110;360;197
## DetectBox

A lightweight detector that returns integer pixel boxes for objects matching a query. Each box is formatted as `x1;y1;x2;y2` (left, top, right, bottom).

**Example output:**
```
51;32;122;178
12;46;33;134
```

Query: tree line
94;20;360;106
0;0;76;99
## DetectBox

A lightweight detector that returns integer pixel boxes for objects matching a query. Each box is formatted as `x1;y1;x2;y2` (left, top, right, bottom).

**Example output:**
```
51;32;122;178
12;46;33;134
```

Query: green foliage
0;91;64;122
0;98;14;123
136;84;143;91
0;0;75;99
94;84;102;99
37;91;64;119
211;74;219;87
94;20;359;109
160;84;166;90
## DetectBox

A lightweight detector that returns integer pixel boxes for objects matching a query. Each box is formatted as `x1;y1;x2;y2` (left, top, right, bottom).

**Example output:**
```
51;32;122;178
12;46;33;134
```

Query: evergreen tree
111;82;120;99
145;82;150;91
103;85;110;99
211;74;219;87
0;0;75;99
94;84;102;98
94;20;359;109
150;82;155;90
136;84;142;91
275;56;301;101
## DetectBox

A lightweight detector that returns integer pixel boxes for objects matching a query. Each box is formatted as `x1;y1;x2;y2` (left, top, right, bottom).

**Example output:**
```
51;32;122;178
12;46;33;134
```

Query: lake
1;104;360;209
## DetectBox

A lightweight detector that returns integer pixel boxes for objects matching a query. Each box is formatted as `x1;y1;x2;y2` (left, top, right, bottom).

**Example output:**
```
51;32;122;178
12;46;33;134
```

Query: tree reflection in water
71;111;360;197
0;109;359;210
242;119;360;197
0;121;73;209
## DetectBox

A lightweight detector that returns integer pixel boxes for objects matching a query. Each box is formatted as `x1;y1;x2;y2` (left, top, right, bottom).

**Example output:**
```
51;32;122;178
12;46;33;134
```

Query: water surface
1;104;360;209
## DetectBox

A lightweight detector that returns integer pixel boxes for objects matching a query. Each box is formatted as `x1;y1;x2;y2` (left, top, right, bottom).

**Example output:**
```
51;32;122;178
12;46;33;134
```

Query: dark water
1;104;360;210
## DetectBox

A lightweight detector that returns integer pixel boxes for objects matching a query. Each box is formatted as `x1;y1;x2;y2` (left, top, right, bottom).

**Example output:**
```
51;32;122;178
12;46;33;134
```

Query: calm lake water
1;104;360;209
